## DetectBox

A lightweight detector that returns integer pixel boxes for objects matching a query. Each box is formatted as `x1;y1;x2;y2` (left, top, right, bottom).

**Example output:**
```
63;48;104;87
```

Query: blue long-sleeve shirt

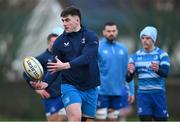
23;49;61;98
126;47;170;93
44;26;100;91
98;38;134;96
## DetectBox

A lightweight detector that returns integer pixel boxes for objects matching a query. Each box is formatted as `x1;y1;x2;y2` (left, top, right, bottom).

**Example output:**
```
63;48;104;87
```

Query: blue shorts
137;91;169;118
61;84;98;117
42;95;64;116
97;95;126;110
120;92;129;108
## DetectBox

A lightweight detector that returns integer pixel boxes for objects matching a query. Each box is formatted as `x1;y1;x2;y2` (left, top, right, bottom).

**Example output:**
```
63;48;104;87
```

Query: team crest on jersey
119;50;124;55
103;50;108;54
64;42;69;47
81;38;86;44
137;56;142;60
138;107;142;113
153;55;158;60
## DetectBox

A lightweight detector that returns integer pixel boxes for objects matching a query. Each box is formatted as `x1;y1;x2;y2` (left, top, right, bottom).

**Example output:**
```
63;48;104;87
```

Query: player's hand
128;95;135;104
151;62;159;72
35;89;50;99
128;63;135;74
30;81;48;89
47;56;70;73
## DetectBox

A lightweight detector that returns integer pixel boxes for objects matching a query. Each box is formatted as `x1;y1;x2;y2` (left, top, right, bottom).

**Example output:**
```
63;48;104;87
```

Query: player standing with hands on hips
126;26;170;121
42;6;100;122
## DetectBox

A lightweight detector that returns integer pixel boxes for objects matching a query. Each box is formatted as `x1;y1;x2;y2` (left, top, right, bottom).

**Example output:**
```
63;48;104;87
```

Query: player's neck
144;45;155;52
74;24;81;32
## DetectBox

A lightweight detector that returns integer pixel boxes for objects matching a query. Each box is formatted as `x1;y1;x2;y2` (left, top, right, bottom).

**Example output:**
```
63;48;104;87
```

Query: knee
68;111;81;121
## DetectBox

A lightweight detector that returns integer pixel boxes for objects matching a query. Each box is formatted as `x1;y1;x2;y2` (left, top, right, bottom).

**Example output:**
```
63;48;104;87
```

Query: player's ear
75;16;80;22
102;29;106;36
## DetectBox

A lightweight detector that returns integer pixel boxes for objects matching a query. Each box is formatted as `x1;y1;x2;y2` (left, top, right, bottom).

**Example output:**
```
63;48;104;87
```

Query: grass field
0;77;180;121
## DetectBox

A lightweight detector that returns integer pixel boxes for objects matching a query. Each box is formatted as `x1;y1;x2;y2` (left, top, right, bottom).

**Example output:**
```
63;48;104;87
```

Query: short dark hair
103;21;117;30
47;33;58;43
61;6;81;21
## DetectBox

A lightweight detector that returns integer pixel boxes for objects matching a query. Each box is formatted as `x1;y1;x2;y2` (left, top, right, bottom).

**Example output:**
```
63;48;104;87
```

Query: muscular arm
69;32;99;68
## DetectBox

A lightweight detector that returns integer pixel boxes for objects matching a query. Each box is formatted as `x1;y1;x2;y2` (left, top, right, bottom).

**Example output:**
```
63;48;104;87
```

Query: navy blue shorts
97;95;126;110
137;91;169;118
42;95;64;116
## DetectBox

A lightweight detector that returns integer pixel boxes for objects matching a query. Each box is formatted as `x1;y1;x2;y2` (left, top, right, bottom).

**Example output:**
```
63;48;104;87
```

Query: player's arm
35;89;50;99
126;56;136;82
44;55;60;85
127;80;135;104
69;32;99;68
156;65;169;77
47;31;99;71
155;52;170;77
23;71;50;98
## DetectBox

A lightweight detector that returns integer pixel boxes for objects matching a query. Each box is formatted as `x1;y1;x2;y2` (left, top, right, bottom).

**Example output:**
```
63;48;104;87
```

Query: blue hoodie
44;26;100;91
98;38;134;95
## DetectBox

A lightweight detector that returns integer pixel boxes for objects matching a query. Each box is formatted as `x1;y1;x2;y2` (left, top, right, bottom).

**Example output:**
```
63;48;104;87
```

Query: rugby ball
23;56;44;80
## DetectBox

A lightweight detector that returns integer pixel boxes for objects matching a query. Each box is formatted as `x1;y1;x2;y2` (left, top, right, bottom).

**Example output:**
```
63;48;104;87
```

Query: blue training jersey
98;38;134;95
129;47;170;93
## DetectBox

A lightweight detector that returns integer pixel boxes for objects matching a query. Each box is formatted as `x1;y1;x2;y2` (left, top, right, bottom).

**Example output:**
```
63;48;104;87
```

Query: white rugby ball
23;56;44;80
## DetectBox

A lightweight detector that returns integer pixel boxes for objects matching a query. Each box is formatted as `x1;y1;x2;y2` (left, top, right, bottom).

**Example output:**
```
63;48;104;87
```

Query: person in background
23;27;67;122
96;22;135;121
126;26;170;121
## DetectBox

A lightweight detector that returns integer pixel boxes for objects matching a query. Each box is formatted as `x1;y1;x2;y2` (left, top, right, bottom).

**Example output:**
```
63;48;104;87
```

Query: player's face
61;15;80;33
103;25;118;41
141;35;154;51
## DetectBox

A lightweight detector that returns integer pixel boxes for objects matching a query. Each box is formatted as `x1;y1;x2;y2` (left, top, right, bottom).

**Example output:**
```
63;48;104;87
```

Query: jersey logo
63;97;70;104
138;107;142;113
119;50;124;55
154;55;158;60
103;50;108;54
64;42;69;47
137;56;142;60
81;38;86;44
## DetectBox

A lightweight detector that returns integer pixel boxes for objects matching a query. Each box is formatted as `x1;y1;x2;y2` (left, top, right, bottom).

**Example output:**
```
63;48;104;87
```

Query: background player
23;27;67;121
126;26;170;121
96;22;135;121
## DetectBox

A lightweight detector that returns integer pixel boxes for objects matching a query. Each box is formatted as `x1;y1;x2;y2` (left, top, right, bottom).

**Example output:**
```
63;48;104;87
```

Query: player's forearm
126;72;135;82
44;71;59;84
156;65;169;78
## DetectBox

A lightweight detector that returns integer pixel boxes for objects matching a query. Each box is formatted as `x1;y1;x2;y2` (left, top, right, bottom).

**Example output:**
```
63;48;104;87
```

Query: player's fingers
47;62;56;66
47;65;57;69
40;94;45;99
47;68;57;72
55;56;59;61
44;92;50;98
50;71;56;74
